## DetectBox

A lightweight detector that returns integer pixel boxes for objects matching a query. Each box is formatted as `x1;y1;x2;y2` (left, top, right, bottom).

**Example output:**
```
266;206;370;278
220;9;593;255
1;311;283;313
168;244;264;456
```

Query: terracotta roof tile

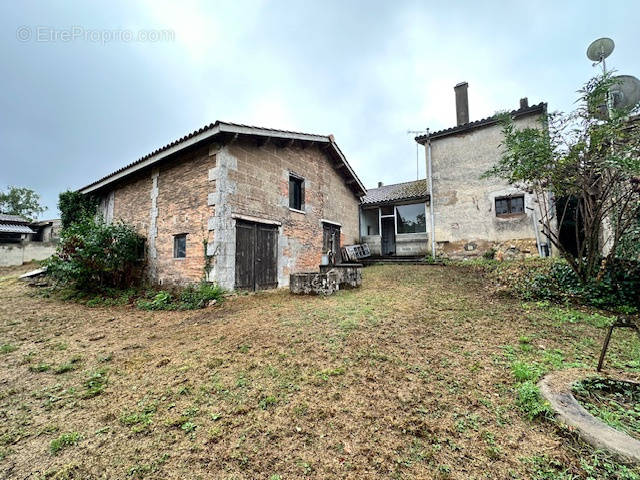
361;179;428;205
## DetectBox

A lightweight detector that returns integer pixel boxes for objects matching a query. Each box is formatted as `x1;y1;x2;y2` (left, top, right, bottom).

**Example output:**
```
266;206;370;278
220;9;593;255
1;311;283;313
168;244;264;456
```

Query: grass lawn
0;263;639;479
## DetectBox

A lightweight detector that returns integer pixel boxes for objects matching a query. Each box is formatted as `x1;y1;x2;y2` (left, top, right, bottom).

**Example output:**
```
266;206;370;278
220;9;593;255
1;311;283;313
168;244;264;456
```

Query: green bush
58;190;98;229
137;283;224;311
489;258;640;312
45;216;145;292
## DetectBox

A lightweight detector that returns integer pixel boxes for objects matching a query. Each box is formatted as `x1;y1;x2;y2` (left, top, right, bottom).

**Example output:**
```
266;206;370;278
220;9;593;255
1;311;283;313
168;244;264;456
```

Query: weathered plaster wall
223;139;360;288
428;114;545;258
0;242;57;267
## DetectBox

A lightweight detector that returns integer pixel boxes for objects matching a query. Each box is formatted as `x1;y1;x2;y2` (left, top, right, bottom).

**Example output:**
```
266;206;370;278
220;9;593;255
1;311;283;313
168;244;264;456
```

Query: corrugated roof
78;121;366;197
415;102;547;143
361;179;429;205
0;223;35;234
0;213;29;223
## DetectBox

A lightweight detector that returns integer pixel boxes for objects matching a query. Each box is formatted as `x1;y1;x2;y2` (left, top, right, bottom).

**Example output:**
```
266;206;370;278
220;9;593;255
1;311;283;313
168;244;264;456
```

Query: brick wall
155;146;214;285
108;145;214;285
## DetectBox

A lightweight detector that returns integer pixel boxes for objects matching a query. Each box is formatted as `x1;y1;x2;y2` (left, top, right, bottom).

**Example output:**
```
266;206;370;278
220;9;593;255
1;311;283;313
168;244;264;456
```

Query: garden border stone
539;369;640;464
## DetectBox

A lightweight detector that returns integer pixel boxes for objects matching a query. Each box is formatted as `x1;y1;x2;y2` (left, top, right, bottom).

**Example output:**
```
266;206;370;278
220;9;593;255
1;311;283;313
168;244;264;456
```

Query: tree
58;190;98;229
484;72;640;284
0;186;46;220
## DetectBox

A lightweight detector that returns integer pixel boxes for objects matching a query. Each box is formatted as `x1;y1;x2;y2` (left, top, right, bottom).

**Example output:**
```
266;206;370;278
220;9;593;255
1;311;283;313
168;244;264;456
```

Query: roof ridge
415;102;546;142
368;178;426;190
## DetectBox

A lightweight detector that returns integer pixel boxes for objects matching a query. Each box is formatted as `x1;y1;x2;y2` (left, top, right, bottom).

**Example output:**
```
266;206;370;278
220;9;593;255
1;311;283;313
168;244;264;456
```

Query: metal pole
427;129;436;258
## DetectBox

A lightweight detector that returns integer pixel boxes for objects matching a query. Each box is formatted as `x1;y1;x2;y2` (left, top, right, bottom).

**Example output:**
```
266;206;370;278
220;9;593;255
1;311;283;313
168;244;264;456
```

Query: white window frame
363;201;428;236
394;202;428;235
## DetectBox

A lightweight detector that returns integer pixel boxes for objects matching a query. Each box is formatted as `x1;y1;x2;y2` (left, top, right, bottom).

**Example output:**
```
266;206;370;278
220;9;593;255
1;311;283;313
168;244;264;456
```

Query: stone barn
79;122;365;290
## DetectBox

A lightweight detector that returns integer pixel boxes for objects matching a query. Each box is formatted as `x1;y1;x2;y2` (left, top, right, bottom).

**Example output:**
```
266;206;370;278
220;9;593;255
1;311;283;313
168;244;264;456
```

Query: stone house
78;122;365;290
411;82;550;259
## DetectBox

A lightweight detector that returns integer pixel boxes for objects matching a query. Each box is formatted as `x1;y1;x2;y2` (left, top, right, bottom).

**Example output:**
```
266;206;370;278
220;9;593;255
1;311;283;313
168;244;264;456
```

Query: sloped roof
361;179;429;205
415;102;546;143
0;223;35;234
78;121;366;197
0;213;29;223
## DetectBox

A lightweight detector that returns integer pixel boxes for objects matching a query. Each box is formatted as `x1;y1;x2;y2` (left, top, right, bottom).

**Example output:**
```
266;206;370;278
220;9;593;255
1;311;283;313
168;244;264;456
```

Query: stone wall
106;145;214;286
427;113;548;258
222;139;360;288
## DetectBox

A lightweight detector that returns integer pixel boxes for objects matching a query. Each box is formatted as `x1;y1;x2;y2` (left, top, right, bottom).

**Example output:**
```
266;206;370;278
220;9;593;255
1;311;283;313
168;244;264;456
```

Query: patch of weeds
50;432;81;455
120;401;157;433
453;413;480;434
521;455;575;480
206;426;222;443
269;475;282;480
515;381;553;420
50;341;68;351
128;453;169;478
258;395;278;410
54;356;82;374
29;363;51;373
82;368;108;398
180;421;197;433
294;403;309;416
238;344;251;354
573;376;640;441
0;343;18;354
511;361;544;383
518;335;532;352
137;283;224;311
316;367;346;381
297;459;313;475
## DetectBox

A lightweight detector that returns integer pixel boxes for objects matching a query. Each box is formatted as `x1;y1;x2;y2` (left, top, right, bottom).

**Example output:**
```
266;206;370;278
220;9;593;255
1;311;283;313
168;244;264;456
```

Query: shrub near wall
45;216;145;291
482;258;640;312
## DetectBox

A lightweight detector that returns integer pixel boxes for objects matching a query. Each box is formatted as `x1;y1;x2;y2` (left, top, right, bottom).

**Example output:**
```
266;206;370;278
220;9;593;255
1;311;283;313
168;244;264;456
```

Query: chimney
454;82;469;126
520;97;529;109
377;181;383;188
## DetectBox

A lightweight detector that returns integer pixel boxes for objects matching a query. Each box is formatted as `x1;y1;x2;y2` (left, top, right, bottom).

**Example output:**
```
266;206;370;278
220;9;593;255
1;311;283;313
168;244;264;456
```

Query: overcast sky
1;1;639;219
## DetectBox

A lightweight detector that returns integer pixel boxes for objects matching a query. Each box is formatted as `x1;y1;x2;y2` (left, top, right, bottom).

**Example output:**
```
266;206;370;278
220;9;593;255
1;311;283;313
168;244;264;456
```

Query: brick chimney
520;97;529;109
377;181;383;188
454;82;469;126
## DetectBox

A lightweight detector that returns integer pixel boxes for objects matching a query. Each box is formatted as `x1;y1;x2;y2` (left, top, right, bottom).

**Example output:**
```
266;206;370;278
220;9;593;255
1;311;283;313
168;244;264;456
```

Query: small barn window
289;174;304;211
173;234;187;258
495;195;525;217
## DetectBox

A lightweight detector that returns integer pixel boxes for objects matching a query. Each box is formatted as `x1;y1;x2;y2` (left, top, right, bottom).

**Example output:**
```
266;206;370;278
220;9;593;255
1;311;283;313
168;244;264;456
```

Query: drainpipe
426;129;436;258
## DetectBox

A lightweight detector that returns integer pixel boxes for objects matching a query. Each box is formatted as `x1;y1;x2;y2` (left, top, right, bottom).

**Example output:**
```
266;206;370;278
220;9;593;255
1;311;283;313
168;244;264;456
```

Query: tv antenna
407;129;428;180
586;37;614;73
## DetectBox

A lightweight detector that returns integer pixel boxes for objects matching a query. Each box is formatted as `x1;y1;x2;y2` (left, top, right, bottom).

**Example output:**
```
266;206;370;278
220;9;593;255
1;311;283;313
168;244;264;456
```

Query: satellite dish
610;75;640;109
587;37;615;62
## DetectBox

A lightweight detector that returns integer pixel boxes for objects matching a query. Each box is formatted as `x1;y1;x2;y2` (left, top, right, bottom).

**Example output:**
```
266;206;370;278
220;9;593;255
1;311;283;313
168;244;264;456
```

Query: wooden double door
235;221;278;291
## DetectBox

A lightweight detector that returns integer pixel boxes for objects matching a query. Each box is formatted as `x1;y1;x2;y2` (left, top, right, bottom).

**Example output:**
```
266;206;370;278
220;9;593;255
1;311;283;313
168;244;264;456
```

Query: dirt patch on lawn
0;264;638;479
